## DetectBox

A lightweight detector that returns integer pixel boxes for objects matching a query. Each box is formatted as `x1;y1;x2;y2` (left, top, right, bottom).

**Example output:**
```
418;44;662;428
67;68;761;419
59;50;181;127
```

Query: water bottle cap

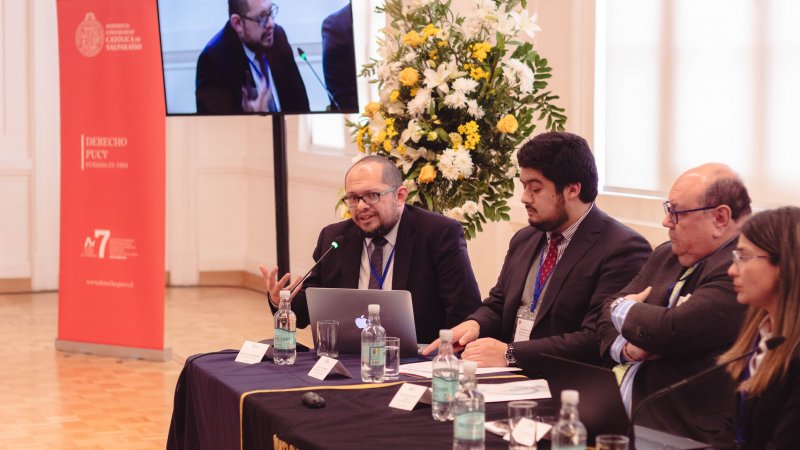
279;290;290;299
561;389;579;404
368;304;380;314
461;360;477;374
439;329;452;340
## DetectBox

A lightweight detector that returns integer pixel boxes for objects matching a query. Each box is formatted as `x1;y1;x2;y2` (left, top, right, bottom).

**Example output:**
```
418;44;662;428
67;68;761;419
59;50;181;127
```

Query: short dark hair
703;177;752;221
229;0;249;16
347;155;403;187
517;131;598;203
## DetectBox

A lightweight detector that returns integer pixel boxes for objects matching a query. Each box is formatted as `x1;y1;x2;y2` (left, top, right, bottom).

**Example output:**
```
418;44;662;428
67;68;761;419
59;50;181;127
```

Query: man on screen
196;0;309;114
259;155;482;343
422;132;652;377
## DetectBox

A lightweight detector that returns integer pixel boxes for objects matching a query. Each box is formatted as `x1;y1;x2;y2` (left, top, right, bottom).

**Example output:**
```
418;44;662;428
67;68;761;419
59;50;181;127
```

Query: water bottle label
432;375;458;402
274;329;295;350
369;344;385;367
454;411;484;440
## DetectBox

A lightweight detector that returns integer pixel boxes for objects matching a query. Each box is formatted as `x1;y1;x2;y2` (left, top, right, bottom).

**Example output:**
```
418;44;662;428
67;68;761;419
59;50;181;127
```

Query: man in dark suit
321;4;358;112
422;132;652;377
259;155;482;344
196;0;309;114
597;163;751;444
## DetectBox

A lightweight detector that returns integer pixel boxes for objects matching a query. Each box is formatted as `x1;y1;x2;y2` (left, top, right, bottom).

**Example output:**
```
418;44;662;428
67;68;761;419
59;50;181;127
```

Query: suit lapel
339;225;363;288
532;208;602;331
391;206;414;290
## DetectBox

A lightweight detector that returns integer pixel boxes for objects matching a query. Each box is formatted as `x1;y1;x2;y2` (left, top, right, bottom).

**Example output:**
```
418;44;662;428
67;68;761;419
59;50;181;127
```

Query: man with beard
196;0;309;114
422;131;652;377
259;155;482;343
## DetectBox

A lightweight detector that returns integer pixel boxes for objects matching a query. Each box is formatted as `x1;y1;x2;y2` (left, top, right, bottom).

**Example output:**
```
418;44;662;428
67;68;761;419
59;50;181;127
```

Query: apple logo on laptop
354;315;368;329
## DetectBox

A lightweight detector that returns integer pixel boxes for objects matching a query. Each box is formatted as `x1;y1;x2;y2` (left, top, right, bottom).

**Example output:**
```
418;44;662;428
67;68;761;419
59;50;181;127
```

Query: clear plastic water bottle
551;390;587;450
453;360;484;450
273;290;296;365
360;304;386;383
432;329;459;421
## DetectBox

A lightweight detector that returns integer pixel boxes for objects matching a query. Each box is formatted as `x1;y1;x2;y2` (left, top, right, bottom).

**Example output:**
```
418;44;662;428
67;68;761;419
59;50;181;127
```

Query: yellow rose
399;67;419;87
497;114;519;134
364;102;381;115
418;164;436;184
449;132;463;147
427;131;438;141
402;31;423;47
389;90;400;103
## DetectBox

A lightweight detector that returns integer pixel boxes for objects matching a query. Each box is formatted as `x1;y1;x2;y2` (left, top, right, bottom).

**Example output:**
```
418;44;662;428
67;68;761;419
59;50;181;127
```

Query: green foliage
350;0;567;238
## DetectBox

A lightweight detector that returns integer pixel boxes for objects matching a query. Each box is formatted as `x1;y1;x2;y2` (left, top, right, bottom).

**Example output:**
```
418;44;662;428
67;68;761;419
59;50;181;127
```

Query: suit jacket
467;206;652;377
321;4;358;112
597;239;748;444
714;350;800;450
196;22;309;114
288;205;482;344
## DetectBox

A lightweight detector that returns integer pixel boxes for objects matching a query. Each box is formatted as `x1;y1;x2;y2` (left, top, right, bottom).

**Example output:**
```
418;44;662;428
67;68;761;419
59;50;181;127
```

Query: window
596;0;800;205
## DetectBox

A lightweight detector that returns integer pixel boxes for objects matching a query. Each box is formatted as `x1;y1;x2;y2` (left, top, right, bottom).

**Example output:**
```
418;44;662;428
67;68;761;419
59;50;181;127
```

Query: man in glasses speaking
196;0;309;114
259;155;482;344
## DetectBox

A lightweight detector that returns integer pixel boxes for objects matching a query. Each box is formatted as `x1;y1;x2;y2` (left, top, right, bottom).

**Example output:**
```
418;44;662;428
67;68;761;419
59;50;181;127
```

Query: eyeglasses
731;250;771;270
662;201;720;224
342;186;399;207
241;4;279;28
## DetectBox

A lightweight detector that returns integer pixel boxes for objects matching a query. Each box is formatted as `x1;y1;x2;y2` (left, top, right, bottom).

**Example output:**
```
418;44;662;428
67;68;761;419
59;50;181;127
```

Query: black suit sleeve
430;219;482;329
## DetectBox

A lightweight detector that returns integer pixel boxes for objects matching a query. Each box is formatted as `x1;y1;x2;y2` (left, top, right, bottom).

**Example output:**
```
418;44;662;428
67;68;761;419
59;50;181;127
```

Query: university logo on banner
56;0;167;359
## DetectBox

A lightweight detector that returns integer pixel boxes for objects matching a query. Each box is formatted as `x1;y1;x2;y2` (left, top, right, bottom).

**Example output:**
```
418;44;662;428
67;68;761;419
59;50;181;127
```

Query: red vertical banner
56;0;167;358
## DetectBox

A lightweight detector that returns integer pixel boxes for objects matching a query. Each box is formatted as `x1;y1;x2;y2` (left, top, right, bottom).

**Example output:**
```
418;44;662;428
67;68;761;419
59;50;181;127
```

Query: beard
528;194;569;232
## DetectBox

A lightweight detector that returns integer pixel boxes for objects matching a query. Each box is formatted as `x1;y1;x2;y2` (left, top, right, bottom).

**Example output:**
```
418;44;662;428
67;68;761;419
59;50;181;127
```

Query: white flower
466;99;485;119
438;148;474;180
510;10;541;39
462;200;479;216
453;150;474;177
403;179;418;193
407;88;432;117
398;146;431;173
503;59;534;94
452;77;478;94
444;90;468;109
445;207;466;222
368;114;386;140
423;64;453;94
402;0;433;15
377;61;403;83
400;118;424;144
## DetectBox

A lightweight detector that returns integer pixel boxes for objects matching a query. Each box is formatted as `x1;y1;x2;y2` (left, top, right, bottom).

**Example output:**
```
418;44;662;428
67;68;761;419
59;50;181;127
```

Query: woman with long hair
716;206;800;449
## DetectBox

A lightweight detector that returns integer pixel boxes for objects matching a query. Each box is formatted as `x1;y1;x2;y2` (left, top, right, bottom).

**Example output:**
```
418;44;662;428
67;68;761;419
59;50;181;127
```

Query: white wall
3;0;762;295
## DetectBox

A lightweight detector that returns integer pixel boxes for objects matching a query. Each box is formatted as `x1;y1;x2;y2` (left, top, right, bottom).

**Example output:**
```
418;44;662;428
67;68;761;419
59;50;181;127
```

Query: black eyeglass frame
241;4;279;28
662;201;720;224
341;186;400;208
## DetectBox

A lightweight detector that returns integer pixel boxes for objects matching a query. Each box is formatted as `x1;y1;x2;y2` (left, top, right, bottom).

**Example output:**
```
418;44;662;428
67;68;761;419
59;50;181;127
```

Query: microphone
287;234;344;292
627;336;786;448
296;47;341;111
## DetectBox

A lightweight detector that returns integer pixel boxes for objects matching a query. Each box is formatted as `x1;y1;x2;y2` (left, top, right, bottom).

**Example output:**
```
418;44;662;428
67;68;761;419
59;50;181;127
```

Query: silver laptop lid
306;287;418;357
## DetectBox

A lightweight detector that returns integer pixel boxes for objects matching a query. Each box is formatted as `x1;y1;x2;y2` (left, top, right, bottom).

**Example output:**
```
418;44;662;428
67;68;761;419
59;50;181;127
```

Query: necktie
258;54;278;112
537;233;564;289
368;237;388;290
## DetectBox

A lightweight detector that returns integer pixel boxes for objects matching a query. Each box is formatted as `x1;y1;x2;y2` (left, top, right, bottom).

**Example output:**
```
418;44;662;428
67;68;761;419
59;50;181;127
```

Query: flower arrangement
350;0;566;238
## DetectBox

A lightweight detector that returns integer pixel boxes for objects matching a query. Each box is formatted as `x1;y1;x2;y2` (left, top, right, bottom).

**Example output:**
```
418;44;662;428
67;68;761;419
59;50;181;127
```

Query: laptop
540;353;711;449
306;287;418;357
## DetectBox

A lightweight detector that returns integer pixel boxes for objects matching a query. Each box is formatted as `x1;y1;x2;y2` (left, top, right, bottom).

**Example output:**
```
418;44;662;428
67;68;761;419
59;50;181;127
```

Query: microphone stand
297;47;341;111
627;336;785;449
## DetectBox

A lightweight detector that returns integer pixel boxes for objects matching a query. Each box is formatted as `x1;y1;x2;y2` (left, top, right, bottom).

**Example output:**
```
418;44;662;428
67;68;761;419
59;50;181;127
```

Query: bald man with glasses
196;0;309;114
597;163;752;444
260;155;482;344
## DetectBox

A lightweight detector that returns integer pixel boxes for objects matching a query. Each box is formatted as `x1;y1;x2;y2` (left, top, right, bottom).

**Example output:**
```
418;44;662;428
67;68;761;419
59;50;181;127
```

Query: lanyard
531;246;556;312
367;243;396;290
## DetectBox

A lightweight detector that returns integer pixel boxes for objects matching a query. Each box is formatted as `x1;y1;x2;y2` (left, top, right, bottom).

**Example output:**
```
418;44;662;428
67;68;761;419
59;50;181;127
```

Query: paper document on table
399;360;521;378
477;379;551;403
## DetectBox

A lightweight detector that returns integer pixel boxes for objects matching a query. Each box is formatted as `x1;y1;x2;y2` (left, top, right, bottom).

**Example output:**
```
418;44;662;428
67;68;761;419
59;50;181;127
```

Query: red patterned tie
538;233;563;288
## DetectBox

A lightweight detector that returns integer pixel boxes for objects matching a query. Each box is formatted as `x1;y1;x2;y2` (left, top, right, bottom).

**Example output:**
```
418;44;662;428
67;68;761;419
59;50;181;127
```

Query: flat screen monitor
156;0;358;115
